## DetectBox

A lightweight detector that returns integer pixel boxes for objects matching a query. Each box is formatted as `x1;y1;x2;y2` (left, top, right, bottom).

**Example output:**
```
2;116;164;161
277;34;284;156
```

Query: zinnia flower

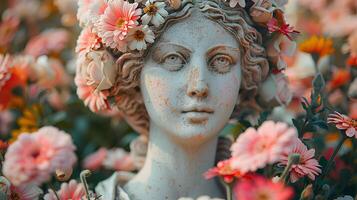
83;147;108;170
230;121;297;173
44;180;86;200
127;25;155;51
2;126;77;186
75;74;110;112
327;111;357;138
141;0;168;27
204;158;242;183
279;138;321;183
299;36;334;58
76;27;102;54
234;175;294;200
95;0;141;51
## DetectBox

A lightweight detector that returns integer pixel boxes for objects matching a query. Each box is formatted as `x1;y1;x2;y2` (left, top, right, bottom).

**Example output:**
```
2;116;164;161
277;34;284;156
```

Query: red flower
267;12;299;40
347;55;357;68
203;159;242;183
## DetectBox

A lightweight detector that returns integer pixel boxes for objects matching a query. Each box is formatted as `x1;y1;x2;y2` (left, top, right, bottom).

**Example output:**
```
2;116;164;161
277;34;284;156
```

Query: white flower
127;25;155;51
141;0;168;27
335;196;354;200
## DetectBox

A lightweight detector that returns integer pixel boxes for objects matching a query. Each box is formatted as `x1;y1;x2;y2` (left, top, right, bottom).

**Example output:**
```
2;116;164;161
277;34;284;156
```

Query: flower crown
75;0;298;112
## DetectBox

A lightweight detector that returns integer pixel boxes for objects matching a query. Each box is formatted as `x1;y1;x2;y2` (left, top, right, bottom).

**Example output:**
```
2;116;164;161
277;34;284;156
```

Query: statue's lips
181;107;214;123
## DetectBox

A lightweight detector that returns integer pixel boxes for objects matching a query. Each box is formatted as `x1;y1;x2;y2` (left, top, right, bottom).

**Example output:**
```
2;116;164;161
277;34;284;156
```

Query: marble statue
75;0;295;199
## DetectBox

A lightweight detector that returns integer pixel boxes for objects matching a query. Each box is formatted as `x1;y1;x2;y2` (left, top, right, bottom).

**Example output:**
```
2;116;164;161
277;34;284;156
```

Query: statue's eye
162;53;186;71
208;54;233;74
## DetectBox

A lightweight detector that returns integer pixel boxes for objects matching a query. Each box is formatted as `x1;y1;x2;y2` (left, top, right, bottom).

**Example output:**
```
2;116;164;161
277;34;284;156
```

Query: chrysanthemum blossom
141;0;168;27
2;126;77;186
234;175;294;200
75;74;110;112
76;27;102;54
96;0;141;51
230;121;297;173
327;111;357;138
127;25;155;50
44;180;85;200
204;158;242;183
279;138;321;183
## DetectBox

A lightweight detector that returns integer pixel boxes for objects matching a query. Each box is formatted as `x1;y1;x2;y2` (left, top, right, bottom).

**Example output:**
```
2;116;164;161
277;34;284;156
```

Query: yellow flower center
144;4;158;16
134;30;145;41
116;18;126;28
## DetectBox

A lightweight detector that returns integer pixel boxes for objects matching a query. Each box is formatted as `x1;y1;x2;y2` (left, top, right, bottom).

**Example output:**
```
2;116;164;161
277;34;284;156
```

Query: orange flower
327;68;351;91
204;158;243;183
299;36;334;57
347;55;357;67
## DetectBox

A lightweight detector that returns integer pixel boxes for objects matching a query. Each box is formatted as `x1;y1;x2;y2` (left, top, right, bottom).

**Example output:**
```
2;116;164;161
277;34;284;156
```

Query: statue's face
140;11;241;143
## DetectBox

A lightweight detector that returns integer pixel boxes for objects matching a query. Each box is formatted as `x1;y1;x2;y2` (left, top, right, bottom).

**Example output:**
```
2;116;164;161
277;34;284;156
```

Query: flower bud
55;167;73;182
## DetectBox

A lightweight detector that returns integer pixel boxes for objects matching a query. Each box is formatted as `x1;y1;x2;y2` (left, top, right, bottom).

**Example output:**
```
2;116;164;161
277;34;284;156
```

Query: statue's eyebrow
152;43;192;62
206;45;240;62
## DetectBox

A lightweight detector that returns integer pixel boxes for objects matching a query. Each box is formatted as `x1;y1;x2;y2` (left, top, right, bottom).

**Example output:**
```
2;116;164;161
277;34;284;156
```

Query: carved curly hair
109;0;270;135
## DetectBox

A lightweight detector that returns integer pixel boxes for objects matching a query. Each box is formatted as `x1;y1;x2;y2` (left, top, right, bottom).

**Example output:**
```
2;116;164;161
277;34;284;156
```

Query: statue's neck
124;123;223;199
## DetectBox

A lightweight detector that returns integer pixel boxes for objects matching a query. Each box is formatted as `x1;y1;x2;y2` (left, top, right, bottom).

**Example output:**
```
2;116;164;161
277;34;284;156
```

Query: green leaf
313;73;326;92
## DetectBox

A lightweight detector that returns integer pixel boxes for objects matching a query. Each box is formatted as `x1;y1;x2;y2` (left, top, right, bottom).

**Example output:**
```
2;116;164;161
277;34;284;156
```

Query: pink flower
95;0;141;51
267;17;299;40
230;121;297;173
234;175;294;200
76;27;102;54
83;147;108;170
0;14;20;49
2;126;77;186
103;148;135;171
75;74;110;112
44;180;85;200
279;138;321;183
327;111;357;138
25;29;70;57
0;176;43;200
77;0;107;26
0;110;14;135
204;159;242;183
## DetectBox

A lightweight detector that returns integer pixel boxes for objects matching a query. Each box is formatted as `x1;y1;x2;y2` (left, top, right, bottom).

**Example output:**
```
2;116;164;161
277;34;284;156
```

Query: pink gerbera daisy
75;74;110;112
76;27;102;54
234;175;294;200
279;138;321;183
44;180;85;200
327;111;357;138
230;121;297;173
95;0;141;51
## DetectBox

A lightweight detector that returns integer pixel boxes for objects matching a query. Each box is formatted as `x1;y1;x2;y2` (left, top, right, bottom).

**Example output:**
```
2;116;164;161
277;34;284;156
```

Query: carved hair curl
110;0;269;135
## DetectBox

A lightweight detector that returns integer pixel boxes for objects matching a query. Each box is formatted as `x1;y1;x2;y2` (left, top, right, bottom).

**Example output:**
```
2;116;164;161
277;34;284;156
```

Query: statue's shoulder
95;171;135;200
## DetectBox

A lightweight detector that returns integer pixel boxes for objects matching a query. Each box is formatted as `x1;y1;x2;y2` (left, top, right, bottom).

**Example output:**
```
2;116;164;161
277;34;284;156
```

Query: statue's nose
187;67;209;98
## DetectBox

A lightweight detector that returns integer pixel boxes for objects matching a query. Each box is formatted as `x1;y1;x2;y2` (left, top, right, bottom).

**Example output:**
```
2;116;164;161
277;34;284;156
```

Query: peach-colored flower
76;50;117;91
234;175;294;200
103;148;136;171
44;180;85;200
204;158;242;183
77;0;107;26
76;27;102;54
83;147;108;170
75;74;110;112
95;0;141;51
230;121;297;173
2;126;77;186
327;111;357;138
24;29;70;57
279;138;321;183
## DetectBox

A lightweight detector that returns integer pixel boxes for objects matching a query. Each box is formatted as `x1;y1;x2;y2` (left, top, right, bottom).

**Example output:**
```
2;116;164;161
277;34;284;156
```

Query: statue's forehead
157;10;238;51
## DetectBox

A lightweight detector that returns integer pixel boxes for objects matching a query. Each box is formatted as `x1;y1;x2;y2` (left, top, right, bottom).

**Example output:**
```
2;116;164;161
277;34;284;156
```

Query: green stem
225;182;232;200
80;170;92;200
319;135;347;182
280;154;301;185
